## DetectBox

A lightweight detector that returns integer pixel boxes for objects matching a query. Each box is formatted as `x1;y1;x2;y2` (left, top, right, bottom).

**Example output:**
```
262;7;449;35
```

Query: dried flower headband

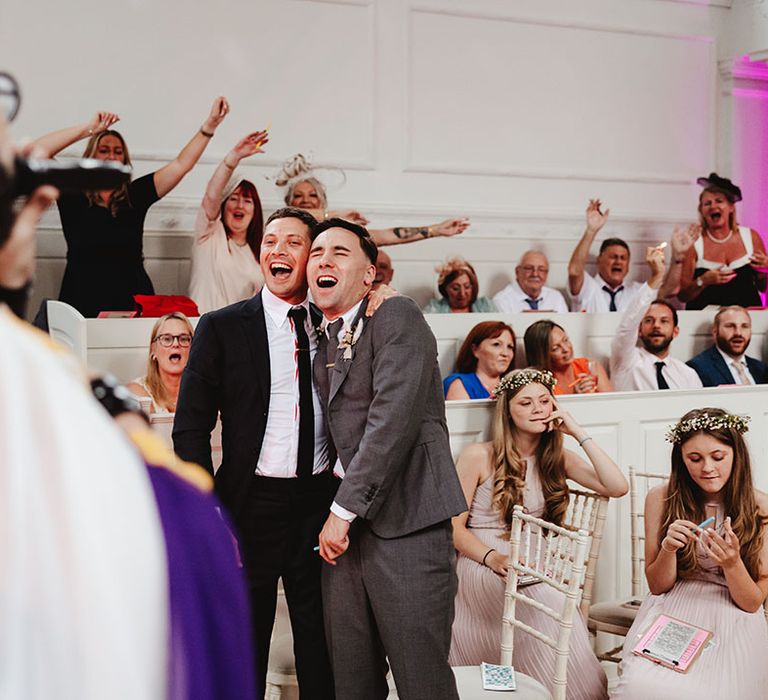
492;369;557;400
665;412;750;444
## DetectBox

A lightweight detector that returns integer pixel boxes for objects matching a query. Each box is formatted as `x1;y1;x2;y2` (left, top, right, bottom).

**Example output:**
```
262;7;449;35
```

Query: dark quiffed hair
649;299;679;327
455;321;516;373
264;206;319;235
523;320;562;371
221;180;264;258
313;217;378;265
598;237;630;255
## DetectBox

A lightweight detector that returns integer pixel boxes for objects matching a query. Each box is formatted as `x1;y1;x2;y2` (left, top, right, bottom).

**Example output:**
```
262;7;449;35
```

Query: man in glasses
492;249;568;313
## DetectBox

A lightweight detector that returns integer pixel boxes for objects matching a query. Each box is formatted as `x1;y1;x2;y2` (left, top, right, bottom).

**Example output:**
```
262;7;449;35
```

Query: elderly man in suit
173;207;336;700
687;305;768;386
308;218;466;700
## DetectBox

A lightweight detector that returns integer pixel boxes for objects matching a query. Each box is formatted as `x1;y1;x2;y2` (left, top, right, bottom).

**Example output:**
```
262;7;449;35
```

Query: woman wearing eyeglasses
127;312;194;413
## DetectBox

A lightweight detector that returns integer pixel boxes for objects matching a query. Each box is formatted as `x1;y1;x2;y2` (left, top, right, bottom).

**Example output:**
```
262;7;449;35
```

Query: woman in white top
189;131;268;313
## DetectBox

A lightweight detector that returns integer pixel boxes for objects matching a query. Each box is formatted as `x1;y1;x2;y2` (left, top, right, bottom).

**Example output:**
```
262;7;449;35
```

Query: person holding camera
31;98;229;317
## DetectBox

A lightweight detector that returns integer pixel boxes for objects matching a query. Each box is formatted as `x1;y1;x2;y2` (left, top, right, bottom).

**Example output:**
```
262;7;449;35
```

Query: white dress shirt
610;283;703;391
492;280;569;313
715;346;756;385
569;273;644;313
325;300;365;523
255;286;329;477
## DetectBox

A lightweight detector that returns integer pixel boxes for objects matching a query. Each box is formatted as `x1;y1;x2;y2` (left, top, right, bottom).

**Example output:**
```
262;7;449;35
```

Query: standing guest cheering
32;97;229;317
309;218;466;699
678;173;768;310
189;130;268;313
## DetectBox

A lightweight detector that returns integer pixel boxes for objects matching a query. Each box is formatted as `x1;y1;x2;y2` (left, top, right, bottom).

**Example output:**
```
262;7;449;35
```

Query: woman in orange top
523;319;612;394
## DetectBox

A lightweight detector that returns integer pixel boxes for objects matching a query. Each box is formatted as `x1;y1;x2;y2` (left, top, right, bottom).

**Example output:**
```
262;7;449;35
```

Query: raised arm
30;111;120;158
153;96;229;199
568;199;609;295
370;217;470;247
200;130;268;221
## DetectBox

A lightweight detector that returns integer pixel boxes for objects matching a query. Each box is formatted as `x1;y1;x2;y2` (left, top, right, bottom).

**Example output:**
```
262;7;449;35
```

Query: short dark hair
649;299;679;327
313;217;378;265
264;206;319;235
598;237;630;255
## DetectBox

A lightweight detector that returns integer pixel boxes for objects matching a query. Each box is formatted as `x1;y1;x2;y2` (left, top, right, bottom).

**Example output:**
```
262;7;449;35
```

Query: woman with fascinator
612;408;768;700
450;368;627;699
423;256;496;313
188;130;268;313
678;173;768;310
277;153;470;246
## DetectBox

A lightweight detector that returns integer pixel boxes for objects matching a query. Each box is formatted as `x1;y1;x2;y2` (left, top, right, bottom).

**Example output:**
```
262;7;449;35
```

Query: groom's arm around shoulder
333;296;451;523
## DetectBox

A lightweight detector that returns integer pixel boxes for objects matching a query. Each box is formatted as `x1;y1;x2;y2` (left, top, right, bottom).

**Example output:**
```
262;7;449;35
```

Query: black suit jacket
172;292;322;521
686;344;768;387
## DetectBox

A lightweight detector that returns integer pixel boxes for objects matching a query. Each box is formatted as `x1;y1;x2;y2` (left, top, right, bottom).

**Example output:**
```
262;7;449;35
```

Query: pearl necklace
706;229;733;244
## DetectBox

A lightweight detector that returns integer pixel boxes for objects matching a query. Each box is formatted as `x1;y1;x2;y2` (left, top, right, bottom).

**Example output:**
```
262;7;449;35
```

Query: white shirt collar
715;344;745;365
325;299;365;339
512;279;542;302
261;285;310;328
596;274;625;292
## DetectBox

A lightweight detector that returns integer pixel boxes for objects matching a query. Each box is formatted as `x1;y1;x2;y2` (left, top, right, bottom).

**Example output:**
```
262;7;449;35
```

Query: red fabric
133;295;200;318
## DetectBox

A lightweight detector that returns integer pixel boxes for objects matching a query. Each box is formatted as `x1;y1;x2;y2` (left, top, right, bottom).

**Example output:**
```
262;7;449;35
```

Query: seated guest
189;131;268;313
277;153;470;246
450;368;627;700
567;199;644;312
612;408;768;699
611;246;702;391
127;312;193;413
678;173;768;310
423;257;496;313
372;249;394;290
444;321;515;399
687;305;768;386
492;250;568;312
524;319;612;394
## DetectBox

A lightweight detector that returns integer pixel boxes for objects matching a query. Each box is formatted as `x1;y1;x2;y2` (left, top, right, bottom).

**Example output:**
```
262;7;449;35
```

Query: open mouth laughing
316;274;338;289
269;262;293;280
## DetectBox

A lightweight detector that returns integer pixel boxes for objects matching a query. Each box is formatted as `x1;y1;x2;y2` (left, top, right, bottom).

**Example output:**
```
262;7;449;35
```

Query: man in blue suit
687;305;768;386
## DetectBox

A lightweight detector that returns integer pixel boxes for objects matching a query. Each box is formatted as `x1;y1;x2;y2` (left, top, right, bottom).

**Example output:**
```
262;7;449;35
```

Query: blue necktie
525;297;540;310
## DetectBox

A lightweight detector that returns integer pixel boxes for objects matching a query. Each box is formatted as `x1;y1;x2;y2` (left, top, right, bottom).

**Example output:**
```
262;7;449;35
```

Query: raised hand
203;96;230;132
546;400;582;437
86;111;120;137
701;517;741;570
230;130;269;161
660;519;699;553
646;245;666;282
585;199;610;235
432;217;470;238
670;223;701;257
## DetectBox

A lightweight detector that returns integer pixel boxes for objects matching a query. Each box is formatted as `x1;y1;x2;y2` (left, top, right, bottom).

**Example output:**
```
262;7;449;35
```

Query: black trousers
236;472;337;700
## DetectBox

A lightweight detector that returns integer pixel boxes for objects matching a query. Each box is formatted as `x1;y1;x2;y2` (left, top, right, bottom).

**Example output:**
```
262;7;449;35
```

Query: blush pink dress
450;457;608;700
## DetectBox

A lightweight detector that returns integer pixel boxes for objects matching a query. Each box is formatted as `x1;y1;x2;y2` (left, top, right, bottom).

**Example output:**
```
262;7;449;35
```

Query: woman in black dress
32;98;229;317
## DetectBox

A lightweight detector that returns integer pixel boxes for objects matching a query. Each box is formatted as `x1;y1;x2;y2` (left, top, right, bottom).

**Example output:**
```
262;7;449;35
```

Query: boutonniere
337;319;364;360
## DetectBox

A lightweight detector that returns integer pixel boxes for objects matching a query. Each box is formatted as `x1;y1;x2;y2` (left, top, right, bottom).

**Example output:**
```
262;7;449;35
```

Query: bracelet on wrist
660;540;677;553
481;548;496;567
578;435;593;447
200;127;215;138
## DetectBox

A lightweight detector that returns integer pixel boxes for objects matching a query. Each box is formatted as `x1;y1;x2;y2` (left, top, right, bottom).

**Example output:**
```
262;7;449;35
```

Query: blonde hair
82;130;132;216
284;176;328;210
698;187;739;237
490;373;568;527
145;312;193;412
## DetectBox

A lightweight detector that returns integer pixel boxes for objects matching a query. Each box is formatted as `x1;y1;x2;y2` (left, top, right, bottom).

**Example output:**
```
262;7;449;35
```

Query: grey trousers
322;519;459;700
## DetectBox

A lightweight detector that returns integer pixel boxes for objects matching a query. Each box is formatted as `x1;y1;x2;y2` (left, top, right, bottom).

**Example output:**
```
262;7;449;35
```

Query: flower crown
492;369;557;400
665;411;750;444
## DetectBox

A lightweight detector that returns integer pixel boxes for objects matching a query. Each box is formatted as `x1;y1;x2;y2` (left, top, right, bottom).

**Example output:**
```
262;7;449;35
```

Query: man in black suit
173;207;335;700
687;305;768;386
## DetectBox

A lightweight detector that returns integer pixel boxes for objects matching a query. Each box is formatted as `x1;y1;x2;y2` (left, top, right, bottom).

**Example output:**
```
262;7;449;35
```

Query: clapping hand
701;517;741;570
670;223;701;257
433;218;470;238
586;199;610;235
86;111;120;137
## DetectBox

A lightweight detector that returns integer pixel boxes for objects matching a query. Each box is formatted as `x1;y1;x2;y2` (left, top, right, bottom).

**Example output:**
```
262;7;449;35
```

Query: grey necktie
326;318;344;369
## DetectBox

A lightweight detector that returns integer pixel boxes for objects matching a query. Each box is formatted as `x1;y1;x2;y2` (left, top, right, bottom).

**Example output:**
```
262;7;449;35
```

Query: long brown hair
82;130;132;216
221;179;264;259
663;407;766;580
523;319;562;371
145;312;193;411
455;321;515;373
490;372;569;528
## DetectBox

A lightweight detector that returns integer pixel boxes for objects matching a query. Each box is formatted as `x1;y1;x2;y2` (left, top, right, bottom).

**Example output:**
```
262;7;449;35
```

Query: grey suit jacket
314;296;467;539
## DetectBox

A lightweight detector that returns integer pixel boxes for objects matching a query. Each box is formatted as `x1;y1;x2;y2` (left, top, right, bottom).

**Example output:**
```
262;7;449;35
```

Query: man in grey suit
308;218;466;700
